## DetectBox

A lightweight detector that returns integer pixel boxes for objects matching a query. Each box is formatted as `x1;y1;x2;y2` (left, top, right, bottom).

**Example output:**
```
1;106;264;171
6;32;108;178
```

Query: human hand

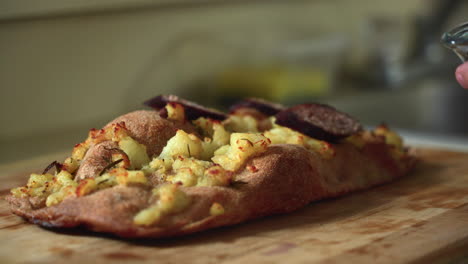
456;62;468;89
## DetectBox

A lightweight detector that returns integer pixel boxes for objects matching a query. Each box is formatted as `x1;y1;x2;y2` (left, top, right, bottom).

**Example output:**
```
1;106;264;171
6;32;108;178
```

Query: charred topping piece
144;95;227;121
229;98;285;116
42;161;63;175
275;103;362;142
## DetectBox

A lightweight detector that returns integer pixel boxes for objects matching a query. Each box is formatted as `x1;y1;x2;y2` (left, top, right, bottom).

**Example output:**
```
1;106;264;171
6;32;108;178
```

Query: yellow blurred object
215;66;330;101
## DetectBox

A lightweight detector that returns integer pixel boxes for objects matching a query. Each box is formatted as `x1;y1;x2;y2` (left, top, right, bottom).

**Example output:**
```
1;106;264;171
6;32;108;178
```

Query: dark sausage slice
275;103;362;142
229;98;285;116
144;95;228;121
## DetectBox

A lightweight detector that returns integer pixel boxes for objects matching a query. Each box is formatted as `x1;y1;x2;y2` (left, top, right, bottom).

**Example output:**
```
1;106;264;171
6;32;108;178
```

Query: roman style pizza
6;95;415;238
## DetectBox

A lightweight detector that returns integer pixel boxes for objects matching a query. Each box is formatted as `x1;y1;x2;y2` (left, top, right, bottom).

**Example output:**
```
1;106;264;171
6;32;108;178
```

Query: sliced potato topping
134;183;191;226
71;122;132;163
75;178;97;197
345;127;403;150
171;158;231;187
113;168;148;186
91;122;129;144
46;185;77;207
71;143;88;161
118;136;150;169
224;115;259;133
12;167;148;206
54;170;76;187
159;130;203;160
200;165;232;186
210;202;225;216
373;125;406;162
66;121;145;184
15;170;77;206
17;173;55;198
145;158;171;176
169;158;211;186
45;171;77;206
345;133;367;149
199;120;231;160
166;103;185;122
146;156;231;187
374;124;403;148
193;117;215;138
62;157;79;174
26;173;54;189
212;133;271;171
264;126;335;159
10;187;28;198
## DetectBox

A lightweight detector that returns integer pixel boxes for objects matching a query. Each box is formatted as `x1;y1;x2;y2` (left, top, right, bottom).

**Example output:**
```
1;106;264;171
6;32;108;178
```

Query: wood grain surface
1;148;468;264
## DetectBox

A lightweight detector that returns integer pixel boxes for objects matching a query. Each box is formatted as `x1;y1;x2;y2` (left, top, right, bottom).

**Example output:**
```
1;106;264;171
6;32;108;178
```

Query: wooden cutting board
1;148;468;264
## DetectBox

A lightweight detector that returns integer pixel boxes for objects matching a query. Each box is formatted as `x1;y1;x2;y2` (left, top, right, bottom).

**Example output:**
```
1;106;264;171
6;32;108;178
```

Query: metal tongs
441;22;468;62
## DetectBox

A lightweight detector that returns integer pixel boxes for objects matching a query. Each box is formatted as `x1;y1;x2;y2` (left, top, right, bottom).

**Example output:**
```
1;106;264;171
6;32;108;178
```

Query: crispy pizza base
7;140;414;238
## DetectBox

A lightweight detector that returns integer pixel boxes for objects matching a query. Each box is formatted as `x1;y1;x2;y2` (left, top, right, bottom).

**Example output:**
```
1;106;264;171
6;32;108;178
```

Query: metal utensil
441;22;468;62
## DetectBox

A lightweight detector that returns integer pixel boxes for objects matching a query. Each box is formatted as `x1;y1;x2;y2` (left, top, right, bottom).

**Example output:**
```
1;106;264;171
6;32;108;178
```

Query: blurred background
1;0;468;165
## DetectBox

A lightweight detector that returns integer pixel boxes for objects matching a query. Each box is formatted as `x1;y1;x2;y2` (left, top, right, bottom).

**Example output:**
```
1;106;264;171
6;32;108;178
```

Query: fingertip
455;62;468;89
456;72;466;88
455;63;468;89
